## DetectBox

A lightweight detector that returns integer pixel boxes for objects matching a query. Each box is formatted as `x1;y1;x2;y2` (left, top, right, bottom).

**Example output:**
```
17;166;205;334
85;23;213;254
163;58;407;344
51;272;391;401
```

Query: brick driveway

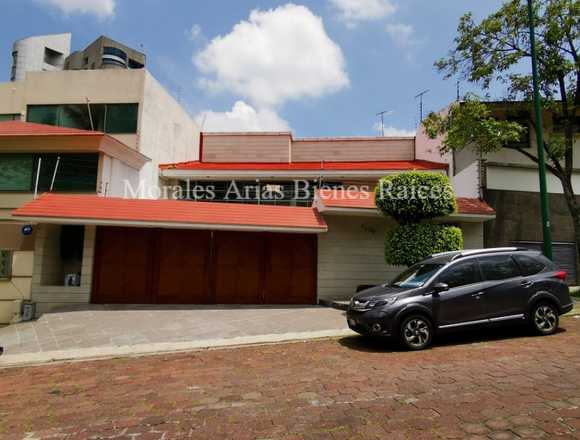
2;317;580;439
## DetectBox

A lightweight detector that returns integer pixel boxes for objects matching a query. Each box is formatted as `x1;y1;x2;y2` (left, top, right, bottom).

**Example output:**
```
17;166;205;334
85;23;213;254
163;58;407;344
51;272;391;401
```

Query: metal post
527;0;553;259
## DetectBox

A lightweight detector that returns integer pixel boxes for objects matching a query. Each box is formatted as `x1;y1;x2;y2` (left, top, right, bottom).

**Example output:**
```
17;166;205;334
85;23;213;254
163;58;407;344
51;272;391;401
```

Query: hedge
385;223;463;267
375;172;457;223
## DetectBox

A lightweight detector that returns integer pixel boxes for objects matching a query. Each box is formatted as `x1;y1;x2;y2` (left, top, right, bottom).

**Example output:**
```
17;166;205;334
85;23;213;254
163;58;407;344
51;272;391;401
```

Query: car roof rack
450;247;529;261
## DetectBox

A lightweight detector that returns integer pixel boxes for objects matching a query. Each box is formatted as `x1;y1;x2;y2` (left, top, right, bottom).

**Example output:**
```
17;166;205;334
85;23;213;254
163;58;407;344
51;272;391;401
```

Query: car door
477;255;528;320
434;259;488;327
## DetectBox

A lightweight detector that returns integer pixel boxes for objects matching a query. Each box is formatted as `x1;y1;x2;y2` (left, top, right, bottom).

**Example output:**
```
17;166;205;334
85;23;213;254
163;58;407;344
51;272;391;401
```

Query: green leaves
423;98;527;155
385;223;464;267
375;172;457;223
376;171;463;267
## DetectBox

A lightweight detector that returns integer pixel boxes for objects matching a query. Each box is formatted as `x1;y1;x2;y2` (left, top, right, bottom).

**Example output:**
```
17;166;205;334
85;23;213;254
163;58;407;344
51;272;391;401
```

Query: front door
434;259;487;327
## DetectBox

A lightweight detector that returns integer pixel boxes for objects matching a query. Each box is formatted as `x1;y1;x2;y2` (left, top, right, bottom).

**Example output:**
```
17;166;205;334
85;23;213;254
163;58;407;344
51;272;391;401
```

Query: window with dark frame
437;260;480;288
0;250;12;280
479;255;521;280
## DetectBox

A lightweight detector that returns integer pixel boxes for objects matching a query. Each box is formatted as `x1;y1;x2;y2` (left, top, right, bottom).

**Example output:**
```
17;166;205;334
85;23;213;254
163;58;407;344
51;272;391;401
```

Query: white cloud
330;0;396;27
187;24;203;41
36;0;115;18
373;122;415;137
197;101;290;132
385;23;418;47
195;4;349;108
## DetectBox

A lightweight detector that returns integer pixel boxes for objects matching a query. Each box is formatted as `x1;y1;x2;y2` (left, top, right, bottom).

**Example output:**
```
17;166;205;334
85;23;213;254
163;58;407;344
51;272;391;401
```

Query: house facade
2;128;495;321
421;103;580;282
0;67;200;323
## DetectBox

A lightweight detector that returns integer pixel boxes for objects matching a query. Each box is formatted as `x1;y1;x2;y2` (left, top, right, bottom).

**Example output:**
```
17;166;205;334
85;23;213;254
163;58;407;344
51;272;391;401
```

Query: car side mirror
433;282;449;293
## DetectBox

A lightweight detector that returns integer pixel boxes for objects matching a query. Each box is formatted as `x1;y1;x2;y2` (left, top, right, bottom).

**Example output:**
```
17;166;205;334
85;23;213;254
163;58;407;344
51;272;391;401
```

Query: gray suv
347;248;573;350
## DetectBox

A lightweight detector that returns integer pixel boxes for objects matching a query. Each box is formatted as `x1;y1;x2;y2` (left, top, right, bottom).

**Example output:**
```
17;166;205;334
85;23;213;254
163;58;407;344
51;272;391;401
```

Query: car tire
399;314;433;350
530;301;559;335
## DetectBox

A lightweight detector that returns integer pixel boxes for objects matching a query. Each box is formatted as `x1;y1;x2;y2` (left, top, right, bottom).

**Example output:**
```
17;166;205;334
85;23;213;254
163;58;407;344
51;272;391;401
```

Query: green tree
424;0;579;256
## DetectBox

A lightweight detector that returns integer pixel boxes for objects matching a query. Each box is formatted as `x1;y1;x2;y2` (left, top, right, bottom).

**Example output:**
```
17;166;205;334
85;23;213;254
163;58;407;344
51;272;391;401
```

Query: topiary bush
375;172;457;223
384;223;463;267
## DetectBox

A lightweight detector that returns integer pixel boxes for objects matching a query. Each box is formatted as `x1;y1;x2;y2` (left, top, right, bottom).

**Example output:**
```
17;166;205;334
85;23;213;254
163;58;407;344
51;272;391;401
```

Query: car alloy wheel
533;302;558;335
401;315;432;350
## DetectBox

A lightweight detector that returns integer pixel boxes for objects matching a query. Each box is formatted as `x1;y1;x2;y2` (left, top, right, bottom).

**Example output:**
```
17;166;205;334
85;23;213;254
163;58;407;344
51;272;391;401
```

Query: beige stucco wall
317;215;486;301
0;250;34;324
138;72;200;198
203;133;290;163
293;138;414;162
31;224;95;316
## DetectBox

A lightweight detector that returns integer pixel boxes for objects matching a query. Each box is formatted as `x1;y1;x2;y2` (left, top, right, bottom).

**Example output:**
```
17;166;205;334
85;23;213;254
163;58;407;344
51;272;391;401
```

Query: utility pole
527;0;553;259
376;110;393;136
414;89;429;122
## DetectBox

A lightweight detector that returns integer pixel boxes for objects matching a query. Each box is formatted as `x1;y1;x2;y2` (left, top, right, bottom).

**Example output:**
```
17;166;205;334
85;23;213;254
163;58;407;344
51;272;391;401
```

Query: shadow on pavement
338;324;567;353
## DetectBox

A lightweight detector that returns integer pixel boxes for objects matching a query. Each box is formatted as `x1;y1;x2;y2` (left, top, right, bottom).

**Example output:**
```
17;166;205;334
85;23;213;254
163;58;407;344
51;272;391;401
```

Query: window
27;104;139;134
43;47;63;67
391;263;445;288
438;261;480;288
0;114;20;121
514;255;545;276
0;250;12;279
0;153;98;192
0;154;34;190
479;255;520;281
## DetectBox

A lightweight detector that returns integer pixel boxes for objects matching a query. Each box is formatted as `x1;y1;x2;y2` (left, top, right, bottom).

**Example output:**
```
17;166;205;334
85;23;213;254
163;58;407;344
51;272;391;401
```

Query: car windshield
390;263;445;288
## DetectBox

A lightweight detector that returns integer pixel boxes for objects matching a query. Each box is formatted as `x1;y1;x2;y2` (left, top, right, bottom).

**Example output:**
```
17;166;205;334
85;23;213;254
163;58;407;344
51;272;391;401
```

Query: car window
479;255;520;281
390;263;445;288
438;261;480;288
513;255;545;276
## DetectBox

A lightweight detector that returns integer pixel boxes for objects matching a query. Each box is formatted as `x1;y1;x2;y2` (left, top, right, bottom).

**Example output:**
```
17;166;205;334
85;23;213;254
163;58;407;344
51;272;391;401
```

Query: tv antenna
376;110;393;137
414;89;430;122
456;80;461;101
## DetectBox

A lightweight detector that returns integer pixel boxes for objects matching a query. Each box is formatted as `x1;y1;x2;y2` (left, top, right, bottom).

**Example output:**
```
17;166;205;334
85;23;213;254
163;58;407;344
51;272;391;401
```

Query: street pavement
2;316;580;438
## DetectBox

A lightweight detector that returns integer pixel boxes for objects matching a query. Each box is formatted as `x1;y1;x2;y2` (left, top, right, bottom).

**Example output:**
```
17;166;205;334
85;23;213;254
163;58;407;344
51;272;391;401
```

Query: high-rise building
65;36;145;71
10;33;71;81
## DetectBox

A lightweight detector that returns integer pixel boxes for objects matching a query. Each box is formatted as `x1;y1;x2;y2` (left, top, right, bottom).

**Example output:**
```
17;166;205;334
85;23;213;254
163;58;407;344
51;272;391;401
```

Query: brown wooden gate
92;227;317;304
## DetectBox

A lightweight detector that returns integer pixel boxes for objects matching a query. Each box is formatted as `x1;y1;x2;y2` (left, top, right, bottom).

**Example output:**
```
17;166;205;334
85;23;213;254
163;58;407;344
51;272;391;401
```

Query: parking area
0;305;351;364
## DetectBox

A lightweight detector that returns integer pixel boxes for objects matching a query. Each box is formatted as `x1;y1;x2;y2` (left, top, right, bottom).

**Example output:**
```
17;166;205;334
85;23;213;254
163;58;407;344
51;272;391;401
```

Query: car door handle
471;291;485;298
521;280;534;288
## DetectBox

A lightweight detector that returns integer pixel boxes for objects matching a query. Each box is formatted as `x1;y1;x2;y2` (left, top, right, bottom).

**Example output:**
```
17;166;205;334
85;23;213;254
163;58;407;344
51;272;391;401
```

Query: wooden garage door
93;227;317;304
92;227;154;304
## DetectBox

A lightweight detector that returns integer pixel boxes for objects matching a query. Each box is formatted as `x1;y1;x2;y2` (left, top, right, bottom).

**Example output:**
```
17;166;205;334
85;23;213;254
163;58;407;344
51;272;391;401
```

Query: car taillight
553;270;567;281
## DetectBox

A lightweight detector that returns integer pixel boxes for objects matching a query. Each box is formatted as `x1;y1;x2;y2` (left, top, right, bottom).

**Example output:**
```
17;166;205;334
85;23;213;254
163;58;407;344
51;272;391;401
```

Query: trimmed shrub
375;172;457;223
385;223;463;267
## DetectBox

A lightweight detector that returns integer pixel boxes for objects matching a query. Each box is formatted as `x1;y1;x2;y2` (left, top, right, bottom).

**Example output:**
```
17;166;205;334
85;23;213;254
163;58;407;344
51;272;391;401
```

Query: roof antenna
456;80;461;101
375;110;393;136
414;89;430;122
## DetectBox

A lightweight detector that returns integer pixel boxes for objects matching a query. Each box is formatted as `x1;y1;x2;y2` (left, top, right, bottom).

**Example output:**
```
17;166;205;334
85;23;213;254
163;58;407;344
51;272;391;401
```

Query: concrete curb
0;328;356;369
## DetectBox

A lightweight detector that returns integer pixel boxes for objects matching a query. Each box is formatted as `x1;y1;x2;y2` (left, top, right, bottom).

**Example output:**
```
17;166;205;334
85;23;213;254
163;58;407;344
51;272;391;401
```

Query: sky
0;0;508;137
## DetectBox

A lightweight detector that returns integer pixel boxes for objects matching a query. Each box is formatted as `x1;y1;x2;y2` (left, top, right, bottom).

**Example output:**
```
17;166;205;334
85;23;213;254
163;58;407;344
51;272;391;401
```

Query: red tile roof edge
12;193;328;231
0;120;105;136
316;189;495;216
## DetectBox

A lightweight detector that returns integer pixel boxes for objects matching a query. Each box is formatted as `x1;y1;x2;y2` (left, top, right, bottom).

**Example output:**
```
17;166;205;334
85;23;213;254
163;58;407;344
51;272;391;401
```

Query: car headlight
368;297;398;308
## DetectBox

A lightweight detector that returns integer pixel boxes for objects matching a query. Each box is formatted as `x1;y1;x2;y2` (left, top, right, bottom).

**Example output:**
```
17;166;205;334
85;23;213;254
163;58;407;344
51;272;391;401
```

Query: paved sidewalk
0;305;352;366
2;316;580;439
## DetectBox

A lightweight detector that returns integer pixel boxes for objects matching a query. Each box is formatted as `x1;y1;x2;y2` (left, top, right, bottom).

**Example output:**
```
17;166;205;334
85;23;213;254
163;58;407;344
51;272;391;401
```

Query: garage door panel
93;227;153;304
156;229;211;304
214;232;263;304
263;234;316;305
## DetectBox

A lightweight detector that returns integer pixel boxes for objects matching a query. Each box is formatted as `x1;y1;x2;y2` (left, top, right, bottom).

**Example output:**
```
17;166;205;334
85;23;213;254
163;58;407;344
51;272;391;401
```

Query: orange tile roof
160;160;448;171
317;189;495;216
12;193;328;233
0;120;104;136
